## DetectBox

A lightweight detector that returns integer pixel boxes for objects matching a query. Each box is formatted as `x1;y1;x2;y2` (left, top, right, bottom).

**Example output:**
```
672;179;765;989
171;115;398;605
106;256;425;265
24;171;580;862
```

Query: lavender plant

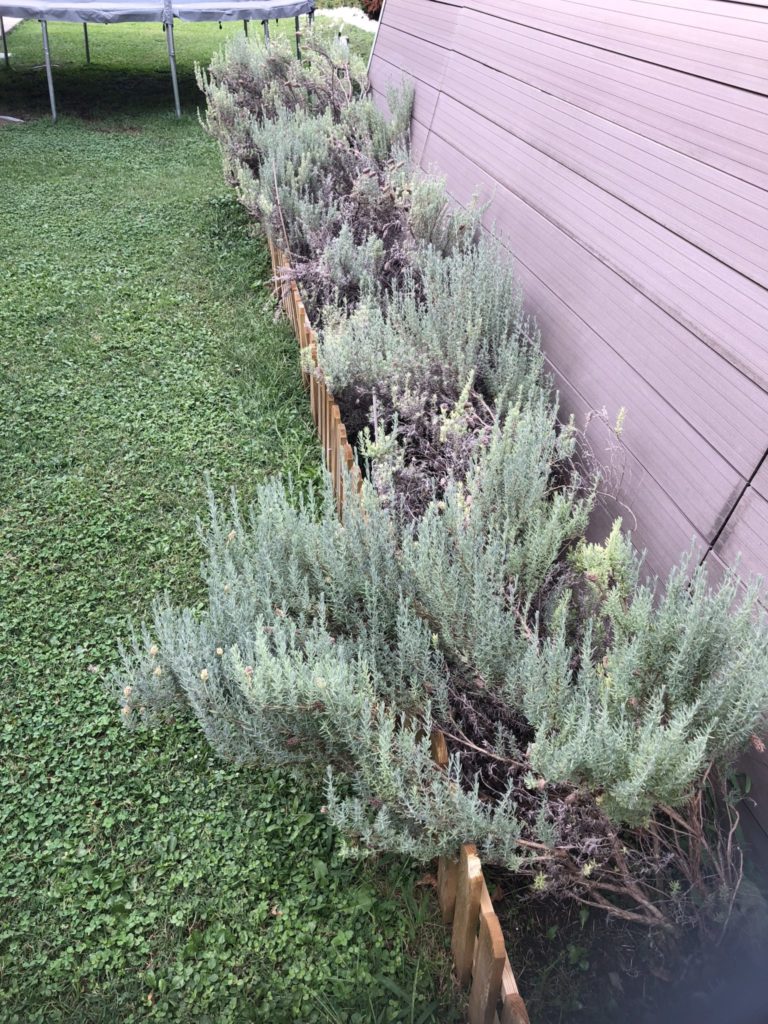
318;237;542;404
114;460;768;930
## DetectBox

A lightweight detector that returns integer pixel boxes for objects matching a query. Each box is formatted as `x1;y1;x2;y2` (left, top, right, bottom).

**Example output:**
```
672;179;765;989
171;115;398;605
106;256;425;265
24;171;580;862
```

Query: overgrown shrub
319;238;540;403
114;466;768;929
197;36;369;170
113;33;768;942
524;528;768;825
199;36;481;321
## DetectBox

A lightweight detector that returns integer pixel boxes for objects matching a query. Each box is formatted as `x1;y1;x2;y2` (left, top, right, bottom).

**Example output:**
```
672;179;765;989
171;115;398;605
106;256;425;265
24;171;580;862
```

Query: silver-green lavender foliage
519;527;768;824
401;396;591;684
114;472;527;866
197;34;369;174
199;34;489;317
234;89;411;243
319;236;543;407
393;167;485;257
198;33;415;289
114;420;768;859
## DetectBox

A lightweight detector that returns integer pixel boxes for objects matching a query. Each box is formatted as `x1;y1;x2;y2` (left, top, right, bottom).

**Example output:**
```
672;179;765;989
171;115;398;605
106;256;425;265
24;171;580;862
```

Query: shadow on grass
0;19;288;122
0;61;202;121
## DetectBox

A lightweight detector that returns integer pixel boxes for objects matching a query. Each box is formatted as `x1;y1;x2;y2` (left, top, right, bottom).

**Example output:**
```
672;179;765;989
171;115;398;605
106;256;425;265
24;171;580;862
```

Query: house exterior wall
369;0;768;848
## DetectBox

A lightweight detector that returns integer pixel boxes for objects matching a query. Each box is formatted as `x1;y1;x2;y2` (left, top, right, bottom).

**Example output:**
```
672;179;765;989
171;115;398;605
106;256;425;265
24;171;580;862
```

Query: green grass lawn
0;21;459;1023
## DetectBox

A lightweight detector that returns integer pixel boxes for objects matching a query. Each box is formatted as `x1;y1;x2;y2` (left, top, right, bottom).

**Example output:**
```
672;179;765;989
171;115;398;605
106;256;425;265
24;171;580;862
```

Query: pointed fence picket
268;239;530;1024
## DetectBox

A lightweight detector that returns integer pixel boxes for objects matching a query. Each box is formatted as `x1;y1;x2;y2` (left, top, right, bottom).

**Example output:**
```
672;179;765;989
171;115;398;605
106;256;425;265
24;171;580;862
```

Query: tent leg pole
294;14;300;59
262;19;269;46
243;18;248;36
1;18;9;68
40;20;57;123
165;20;181;118
83;23;90;63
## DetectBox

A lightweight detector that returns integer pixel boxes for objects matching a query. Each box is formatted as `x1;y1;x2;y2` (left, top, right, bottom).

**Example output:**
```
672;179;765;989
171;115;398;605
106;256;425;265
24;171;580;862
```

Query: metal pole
308;8;314;29
40;20;57;122
262;19;270;46
243;18;248;36
294;14;300;59
165;19;181;118
83;23;90;63
1;18;9;68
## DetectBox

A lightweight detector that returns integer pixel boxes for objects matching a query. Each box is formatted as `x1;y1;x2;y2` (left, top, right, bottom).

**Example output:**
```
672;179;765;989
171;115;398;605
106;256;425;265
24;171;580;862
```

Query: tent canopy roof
0;0;314;22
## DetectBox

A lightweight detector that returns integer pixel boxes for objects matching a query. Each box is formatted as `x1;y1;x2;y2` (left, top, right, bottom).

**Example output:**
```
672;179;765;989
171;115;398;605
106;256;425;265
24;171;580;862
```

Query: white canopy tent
0;0;315;120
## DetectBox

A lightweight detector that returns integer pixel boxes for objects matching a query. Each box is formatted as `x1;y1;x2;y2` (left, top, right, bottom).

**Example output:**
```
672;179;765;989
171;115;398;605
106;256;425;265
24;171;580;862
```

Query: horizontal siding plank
374;23;448;92
481;0;768;33
438;57;768;390
583;0;768;26
468;0;768;93
750;459;768;504
460;13;768;192
446;27;768;290
380;0;460;50
425;98;768;479
420;129;746;540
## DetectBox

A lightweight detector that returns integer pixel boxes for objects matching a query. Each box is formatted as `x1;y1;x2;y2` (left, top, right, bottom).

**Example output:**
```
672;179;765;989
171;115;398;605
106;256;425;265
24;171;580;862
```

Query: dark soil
334;365;495;522
491;869;768;1024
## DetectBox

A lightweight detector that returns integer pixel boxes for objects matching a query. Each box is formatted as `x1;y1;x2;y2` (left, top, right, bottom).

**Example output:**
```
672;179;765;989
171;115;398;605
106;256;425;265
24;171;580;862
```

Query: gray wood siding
370;0;768;847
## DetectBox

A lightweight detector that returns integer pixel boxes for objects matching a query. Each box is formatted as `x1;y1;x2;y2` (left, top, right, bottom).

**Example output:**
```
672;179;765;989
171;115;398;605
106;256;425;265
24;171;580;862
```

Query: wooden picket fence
269;242;362;509
268;239;530;1024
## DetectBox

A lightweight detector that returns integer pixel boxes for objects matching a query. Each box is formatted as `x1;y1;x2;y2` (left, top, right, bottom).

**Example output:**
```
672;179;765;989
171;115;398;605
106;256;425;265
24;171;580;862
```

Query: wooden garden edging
269;242;362;509
269;240;530;1024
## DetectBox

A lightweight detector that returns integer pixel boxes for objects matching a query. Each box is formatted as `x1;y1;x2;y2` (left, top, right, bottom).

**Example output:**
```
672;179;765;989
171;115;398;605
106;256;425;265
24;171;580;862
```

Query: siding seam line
701;448;768;567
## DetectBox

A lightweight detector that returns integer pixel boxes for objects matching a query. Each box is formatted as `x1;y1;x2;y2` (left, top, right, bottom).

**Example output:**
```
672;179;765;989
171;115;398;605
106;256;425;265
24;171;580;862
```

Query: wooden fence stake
501;993;531;1024
332;404;341;490
500;959;530;1024
452;843;483;986
468;912;506;1024
431;729;449;767
324;388;330;459
324;391;332;471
